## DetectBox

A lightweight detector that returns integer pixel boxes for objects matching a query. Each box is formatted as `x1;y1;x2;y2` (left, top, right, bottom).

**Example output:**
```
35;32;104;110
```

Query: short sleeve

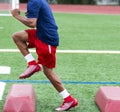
27;0;42;18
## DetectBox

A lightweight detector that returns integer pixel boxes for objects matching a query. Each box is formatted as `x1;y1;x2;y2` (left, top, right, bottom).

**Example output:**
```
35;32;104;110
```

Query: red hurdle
95;86;120;112
3;84;36;112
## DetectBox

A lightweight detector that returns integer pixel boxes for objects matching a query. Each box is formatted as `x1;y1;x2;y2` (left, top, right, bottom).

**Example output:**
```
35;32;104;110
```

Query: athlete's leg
43;66;78;111
12;31;29;56
12;30;41;79
43;66;64;92
35;36;78;111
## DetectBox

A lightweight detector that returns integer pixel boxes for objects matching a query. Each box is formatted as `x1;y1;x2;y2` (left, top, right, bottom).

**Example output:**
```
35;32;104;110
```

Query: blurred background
20;0;120;5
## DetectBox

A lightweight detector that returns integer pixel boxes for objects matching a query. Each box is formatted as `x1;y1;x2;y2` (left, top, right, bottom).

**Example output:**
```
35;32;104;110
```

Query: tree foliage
57;0;95;4
20;0;95;4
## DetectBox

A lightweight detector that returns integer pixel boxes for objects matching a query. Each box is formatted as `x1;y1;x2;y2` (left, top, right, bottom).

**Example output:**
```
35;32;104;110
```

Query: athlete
11;0;78;111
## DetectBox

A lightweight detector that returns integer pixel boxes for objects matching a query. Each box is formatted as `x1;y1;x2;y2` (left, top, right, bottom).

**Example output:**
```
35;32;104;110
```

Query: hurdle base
95;86;120;112
3;84;36;112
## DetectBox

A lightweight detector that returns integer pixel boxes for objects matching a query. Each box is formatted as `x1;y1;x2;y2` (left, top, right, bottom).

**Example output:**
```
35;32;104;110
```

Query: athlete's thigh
13;30;28;42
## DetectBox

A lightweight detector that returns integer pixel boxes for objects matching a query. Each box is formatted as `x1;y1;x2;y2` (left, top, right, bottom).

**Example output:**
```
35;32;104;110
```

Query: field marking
0;80;120;85
0;82;6;100
0;66;11;74
0;14;11;16
1;49;120;54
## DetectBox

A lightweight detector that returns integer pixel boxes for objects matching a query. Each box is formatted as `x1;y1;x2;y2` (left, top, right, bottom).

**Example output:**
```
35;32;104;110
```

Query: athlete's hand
25;11;28;17
11;9;20;17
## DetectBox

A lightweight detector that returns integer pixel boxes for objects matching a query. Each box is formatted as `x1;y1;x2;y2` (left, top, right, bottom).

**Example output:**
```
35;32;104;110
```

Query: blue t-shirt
27;0;59;46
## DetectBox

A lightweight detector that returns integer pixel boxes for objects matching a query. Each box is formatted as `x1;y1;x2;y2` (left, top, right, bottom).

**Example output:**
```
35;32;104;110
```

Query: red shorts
25;29;57;68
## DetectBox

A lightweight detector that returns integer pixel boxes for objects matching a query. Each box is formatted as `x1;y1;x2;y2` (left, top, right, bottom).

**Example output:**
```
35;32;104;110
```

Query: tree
20;0;95;4
57;0;94;4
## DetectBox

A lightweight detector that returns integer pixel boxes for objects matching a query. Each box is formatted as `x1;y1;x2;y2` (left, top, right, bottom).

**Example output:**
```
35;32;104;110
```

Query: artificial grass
1;13;120;112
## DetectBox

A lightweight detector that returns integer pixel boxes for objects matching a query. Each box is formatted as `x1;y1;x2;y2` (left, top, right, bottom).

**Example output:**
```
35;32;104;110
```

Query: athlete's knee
12;31;28;42
12;32;20;41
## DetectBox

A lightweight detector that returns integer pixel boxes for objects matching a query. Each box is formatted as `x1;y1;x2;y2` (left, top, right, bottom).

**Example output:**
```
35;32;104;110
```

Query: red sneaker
19;61;42;79
55;96;78;111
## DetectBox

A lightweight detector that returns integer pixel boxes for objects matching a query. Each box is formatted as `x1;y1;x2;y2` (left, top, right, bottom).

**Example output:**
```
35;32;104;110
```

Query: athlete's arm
11;9;37;28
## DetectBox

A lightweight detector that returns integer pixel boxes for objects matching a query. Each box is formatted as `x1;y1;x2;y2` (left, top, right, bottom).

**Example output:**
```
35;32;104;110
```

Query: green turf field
1;13;120;112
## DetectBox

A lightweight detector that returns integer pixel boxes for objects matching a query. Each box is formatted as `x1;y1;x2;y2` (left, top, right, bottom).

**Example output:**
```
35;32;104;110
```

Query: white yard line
0;82;6;100
0;66;11;74
0;14;12;16
0;49;120;54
